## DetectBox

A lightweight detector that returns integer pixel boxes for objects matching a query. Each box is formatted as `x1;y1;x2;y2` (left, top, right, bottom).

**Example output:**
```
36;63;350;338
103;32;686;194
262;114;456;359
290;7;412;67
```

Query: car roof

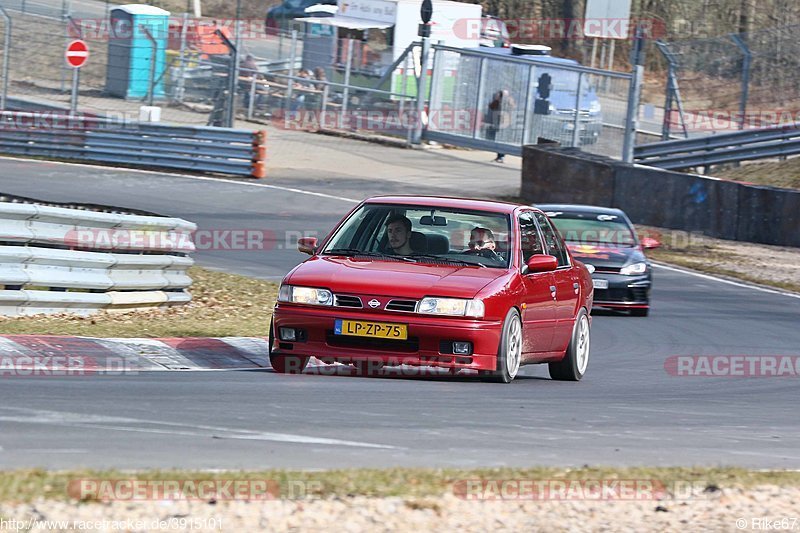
364;196;528;215
535;204;628;217
464;47;581;67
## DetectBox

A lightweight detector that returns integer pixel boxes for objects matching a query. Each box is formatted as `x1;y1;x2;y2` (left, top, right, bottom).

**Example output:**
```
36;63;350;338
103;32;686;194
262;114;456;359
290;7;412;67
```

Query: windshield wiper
408;254;487;268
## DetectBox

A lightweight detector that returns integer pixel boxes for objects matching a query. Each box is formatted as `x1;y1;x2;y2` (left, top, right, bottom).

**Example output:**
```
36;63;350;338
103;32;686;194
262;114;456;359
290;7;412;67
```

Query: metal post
0;7;10;111
140;25;158;107
226;1;243;128
622;25;645;163
608;39;615;71
730;33;751;130
571;72;584;148
69;67;79;115
340;38;354;129
521;64;534;145
175;12;189;103
285;29;297;116
425;41;444;141
21;0;26;14
247;76;256;120
590;38;598;69
472;56;486;139
661;63;674;140
412;35;430;144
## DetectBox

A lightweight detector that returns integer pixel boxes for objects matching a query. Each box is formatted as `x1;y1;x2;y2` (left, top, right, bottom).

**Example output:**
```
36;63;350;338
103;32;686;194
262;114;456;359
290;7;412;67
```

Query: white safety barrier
0;200;196;316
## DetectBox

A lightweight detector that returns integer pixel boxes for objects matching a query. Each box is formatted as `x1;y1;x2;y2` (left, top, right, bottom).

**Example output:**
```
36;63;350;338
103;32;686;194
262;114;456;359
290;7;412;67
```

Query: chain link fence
426;44;632;158
0;4;638;160
657;24;800;138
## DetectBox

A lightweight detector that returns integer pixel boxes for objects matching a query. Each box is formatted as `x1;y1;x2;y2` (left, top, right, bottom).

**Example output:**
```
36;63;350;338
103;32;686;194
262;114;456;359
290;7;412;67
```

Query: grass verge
0;267;278;338
1;467;800;503
637;226;800;294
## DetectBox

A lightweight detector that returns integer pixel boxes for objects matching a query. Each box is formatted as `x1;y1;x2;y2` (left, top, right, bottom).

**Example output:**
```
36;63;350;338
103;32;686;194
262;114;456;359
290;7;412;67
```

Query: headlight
620;262;648;276
418;297;484;318
278;284;333;306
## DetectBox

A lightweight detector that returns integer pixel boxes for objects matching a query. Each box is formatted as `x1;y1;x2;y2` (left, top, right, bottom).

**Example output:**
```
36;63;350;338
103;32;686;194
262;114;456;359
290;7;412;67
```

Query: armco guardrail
0;197;197;316
634;124;800;169
0;112;267;178
522;145;800;248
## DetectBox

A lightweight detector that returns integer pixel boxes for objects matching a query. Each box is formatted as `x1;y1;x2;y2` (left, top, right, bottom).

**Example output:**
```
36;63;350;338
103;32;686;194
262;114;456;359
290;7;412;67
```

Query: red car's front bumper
272;304;503;371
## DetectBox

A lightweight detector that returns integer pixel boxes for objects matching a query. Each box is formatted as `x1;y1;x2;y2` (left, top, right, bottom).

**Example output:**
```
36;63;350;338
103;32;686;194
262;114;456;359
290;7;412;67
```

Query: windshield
322;203;512;268
546;213;636;248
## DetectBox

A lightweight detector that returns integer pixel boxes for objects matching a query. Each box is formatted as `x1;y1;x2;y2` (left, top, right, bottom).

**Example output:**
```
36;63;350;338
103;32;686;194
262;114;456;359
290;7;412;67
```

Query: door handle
550;285;557;299
573;282;579;294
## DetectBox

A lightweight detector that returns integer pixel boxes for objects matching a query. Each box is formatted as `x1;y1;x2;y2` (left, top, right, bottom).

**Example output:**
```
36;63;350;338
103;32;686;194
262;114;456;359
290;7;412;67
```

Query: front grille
334;294;362;308
385;299;418;312
594;287;649;303
326;331;419;353
594;266;621;273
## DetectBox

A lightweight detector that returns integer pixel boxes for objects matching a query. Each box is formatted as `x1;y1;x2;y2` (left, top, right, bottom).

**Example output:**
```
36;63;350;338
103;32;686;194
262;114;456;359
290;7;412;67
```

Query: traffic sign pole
65;40;89;116
70;68;79;116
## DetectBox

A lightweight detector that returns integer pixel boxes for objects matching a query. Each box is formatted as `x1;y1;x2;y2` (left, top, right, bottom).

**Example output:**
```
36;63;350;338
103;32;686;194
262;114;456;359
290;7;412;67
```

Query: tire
484;308;523;383
630;307;649;317
268;317;309;374
549;308;590;381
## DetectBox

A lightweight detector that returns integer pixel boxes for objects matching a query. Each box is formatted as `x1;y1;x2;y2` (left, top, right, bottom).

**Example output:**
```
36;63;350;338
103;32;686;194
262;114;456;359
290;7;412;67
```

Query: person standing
486;89;515;163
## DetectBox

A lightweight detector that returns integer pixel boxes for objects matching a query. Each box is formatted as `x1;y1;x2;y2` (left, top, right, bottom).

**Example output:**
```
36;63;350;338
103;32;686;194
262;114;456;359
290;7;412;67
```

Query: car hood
567;243;645;269
286;256;507;299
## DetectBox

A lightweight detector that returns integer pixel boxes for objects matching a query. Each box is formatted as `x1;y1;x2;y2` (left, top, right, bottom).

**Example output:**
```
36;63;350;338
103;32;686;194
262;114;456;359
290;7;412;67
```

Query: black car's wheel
549;308;590;381
268;317;309;374
484;308;522;383
630;307;649;317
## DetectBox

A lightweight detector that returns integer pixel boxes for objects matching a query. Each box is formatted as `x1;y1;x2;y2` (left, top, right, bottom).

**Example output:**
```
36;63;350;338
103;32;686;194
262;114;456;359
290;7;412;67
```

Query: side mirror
525;254;558;274
641;237;661;250
298;237;318;255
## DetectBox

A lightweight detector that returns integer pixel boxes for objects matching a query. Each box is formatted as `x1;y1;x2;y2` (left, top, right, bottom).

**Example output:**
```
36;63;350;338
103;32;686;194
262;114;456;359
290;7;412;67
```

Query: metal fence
657;24;800;139
425;44;633;158
0;4;640;160
0;195;196;316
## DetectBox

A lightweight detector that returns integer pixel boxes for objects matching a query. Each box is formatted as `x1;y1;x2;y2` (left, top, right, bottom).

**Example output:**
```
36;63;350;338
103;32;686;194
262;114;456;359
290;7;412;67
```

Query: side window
534;212;569;267
519;213;544;264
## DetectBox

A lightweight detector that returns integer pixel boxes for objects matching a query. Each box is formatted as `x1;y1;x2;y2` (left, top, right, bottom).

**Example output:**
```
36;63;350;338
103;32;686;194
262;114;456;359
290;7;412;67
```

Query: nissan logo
368;299;381;308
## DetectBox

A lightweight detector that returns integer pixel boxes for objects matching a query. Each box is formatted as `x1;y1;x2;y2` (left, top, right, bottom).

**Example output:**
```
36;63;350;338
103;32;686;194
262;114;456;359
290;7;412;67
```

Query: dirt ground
1;484;798;532
638;226;799;293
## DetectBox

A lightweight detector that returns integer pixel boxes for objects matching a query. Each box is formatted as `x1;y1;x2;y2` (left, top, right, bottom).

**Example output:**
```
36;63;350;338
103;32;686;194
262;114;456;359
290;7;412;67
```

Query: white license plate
593;279;609;289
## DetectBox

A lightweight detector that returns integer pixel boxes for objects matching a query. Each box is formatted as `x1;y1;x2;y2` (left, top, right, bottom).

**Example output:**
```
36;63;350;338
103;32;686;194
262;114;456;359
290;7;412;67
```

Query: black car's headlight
278;284;333;306
620;262;648;276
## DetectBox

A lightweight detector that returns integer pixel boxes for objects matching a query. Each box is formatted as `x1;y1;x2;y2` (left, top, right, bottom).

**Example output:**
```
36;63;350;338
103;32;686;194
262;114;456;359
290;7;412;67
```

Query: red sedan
270;197;593;383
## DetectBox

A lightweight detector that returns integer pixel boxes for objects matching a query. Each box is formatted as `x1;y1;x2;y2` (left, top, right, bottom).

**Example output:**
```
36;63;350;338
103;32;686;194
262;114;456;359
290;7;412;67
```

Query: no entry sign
65;40;89;68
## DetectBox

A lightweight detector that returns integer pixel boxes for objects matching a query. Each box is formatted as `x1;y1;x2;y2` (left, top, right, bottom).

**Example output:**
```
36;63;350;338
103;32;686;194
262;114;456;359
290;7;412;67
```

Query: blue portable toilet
106;4;170;100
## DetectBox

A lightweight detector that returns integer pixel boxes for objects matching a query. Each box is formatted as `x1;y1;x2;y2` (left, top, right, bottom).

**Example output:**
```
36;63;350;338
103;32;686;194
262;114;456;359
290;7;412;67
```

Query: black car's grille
385;299;418;313
334;295;363;308
326;331;419;353
594;287;649;303
593;266;621;273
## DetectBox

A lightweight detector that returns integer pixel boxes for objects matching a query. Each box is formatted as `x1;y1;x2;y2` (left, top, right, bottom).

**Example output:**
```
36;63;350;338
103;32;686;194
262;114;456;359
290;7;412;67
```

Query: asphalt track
1;158;799;470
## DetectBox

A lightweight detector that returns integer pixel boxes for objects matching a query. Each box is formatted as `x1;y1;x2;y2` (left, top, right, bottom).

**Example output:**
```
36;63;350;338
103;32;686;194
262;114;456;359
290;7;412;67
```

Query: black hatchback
536;204;661;317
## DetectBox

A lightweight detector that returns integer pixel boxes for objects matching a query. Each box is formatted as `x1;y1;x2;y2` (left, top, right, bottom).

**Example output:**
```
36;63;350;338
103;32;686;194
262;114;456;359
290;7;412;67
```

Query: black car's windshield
321;204;512;268
545;212;636;248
